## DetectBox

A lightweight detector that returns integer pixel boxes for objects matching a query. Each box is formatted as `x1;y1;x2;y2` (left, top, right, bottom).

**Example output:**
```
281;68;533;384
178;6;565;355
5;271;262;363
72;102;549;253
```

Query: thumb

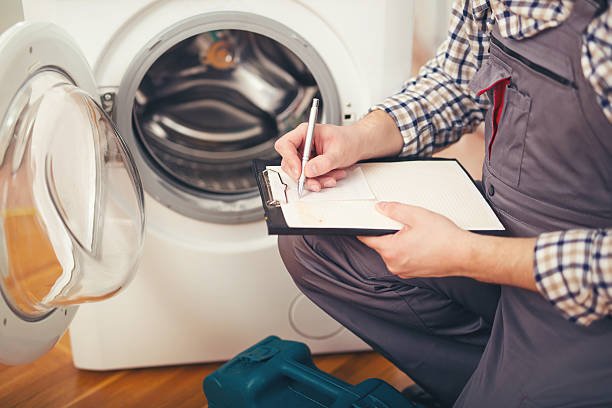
376;202;429;226
357;234;393;252
304;153;338;178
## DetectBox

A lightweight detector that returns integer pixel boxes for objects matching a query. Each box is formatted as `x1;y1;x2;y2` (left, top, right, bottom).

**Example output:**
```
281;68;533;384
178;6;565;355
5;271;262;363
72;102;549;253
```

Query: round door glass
132;29;321;201
0;69;145;319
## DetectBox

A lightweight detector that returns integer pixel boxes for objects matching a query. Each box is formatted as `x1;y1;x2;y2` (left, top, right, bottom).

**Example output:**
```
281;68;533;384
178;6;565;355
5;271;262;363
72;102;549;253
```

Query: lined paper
360;161;503;230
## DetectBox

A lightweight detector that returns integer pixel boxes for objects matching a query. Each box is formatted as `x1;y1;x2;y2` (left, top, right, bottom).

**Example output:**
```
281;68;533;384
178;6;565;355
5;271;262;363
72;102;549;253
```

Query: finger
356;234;393;253
278;122;308;151
280;158;298;181
375;202;431;226
326;168;348;181
317;176;337;189
275;124;307;178
306;169;348;188
304;167;349;191
305;178;322;192
276;146;301;180
304;153;338;178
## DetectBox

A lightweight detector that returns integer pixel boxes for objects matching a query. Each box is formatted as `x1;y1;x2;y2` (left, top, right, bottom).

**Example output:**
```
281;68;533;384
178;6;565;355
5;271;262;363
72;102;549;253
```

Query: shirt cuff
534;229;610;326
369;103;427;157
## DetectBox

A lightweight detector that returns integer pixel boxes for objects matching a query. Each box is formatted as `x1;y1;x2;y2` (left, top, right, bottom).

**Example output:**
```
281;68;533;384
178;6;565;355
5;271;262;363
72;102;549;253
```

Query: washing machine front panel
115;12;341;223
0;22;145;364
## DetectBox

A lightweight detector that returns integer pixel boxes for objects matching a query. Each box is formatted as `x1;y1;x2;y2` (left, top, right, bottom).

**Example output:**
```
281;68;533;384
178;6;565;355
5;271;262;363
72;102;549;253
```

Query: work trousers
279;234;612;407
279;234;499;406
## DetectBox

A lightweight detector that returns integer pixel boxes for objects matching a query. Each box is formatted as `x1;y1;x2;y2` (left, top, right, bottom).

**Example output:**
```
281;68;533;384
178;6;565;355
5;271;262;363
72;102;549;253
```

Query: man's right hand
274;110;404;192
274;122;359;191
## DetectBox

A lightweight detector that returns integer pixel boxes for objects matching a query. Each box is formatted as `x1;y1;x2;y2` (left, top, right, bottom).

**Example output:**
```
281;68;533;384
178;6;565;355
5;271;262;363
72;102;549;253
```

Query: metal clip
262;169;287;208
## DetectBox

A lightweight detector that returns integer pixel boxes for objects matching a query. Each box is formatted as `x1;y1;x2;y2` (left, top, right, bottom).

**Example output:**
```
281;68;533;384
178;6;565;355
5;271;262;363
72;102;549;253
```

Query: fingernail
376;202;388;210
292;167;298;178
309;163;318;176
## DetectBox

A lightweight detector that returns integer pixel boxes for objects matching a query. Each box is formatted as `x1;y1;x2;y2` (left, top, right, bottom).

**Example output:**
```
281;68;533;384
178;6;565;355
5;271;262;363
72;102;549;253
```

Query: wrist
452;230;479;278
351;110;403;160
453;233;538;290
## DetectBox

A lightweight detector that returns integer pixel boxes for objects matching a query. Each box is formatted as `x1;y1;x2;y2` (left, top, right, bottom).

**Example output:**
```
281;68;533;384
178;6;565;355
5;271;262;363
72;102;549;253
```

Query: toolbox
203;336;416;407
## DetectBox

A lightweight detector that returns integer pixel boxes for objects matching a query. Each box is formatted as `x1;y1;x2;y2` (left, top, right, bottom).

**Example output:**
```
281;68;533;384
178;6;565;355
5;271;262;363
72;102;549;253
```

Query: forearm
360;60;488;161
350;110;403;160
455;232;538;291
453;228;612;326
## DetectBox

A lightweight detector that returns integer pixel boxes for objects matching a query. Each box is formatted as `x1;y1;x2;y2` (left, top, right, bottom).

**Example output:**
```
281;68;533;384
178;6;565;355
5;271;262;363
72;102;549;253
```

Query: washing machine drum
132;30;320;199
0;22;145;365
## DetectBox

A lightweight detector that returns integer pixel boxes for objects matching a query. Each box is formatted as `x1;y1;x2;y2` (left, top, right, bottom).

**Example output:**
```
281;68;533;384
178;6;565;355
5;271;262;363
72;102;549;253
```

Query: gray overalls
278;1;612;406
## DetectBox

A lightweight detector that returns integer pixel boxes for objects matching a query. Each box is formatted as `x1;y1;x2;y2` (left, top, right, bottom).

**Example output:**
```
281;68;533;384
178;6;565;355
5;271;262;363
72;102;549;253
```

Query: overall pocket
470;55;531;188
490;84;531;187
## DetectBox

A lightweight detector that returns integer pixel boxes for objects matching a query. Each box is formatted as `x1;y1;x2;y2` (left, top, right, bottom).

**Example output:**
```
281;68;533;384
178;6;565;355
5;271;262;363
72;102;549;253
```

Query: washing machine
13;0;414;370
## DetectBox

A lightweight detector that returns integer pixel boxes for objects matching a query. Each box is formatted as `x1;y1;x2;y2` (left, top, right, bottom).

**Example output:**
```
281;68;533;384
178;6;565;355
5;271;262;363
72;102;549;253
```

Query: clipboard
252;157;507;236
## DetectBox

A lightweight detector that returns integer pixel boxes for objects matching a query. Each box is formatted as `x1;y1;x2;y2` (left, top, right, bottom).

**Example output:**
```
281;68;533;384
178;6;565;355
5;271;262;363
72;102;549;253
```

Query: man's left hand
357;202;469;279
359;201;538;292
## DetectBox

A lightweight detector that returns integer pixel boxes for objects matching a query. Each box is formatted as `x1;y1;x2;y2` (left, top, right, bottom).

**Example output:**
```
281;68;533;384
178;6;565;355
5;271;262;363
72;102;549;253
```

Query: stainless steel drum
115;13;341;223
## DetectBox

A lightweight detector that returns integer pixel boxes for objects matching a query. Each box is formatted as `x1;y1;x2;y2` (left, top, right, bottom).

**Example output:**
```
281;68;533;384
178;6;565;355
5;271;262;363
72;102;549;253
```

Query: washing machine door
0;22;145;365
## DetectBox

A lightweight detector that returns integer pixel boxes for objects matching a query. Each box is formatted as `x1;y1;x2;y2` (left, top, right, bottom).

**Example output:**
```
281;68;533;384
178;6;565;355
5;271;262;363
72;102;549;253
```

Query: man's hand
274;110;403;192
358;201;538;291
358;202;468;279
274;123;357;191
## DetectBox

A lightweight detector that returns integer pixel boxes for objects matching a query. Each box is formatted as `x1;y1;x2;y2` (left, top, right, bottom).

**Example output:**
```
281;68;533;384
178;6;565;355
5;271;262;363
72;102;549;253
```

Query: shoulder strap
567;0;606;32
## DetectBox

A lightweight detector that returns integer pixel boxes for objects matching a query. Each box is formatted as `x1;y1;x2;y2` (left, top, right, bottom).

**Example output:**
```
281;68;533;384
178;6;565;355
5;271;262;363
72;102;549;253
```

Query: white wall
414;2;452;51
0;0;23;33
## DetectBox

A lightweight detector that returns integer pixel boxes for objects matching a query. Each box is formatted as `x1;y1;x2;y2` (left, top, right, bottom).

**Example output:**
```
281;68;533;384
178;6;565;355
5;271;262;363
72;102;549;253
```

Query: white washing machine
14;0;414;370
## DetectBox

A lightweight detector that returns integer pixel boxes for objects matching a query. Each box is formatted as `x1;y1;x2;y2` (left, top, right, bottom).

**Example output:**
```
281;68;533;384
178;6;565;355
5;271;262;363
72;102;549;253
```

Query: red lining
479;77;511;160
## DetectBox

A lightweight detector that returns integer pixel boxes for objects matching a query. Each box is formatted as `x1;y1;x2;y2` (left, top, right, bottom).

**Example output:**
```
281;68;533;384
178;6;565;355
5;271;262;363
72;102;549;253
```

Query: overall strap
566;0;606;33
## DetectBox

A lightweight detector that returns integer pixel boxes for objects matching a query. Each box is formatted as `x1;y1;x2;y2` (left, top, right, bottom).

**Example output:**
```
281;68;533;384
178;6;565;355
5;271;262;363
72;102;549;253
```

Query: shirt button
488;184;495;196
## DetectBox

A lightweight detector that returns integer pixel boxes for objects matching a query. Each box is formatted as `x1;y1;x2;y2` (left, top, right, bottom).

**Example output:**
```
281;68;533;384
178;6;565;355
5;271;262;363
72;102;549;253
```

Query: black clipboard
252;157;507;236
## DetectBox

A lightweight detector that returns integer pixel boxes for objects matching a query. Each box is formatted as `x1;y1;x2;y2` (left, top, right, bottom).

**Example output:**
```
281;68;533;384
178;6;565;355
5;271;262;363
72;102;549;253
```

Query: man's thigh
280;234;500;342
280;234;506;404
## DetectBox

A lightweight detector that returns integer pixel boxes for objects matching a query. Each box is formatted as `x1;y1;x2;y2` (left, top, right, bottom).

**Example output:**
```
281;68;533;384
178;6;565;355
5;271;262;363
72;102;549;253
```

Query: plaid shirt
374;0;612;325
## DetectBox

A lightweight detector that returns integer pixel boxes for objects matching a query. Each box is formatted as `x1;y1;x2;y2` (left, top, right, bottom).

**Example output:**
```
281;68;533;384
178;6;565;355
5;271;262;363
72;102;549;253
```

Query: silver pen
298;98;319;197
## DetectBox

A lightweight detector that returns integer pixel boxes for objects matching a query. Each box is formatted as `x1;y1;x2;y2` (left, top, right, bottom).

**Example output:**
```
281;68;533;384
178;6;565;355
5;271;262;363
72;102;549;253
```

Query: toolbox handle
281;359;358;401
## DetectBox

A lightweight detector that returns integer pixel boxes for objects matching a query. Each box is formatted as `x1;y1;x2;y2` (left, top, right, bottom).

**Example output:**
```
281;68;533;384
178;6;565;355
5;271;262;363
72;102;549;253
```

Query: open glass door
0;22;144;364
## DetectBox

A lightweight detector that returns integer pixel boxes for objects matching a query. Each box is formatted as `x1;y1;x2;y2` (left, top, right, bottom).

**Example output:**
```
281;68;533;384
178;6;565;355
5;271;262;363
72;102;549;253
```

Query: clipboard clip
262;169;288;208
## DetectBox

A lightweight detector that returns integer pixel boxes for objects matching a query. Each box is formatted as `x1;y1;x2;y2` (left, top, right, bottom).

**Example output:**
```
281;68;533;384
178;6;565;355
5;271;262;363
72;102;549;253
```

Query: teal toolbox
203;336;415;407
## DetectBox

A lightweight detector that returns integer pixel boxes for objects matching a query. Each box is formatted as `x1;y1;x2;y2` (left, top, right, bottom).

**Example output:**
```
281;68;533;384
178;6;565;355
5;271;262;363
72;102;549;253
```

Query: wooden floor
0;334;413;407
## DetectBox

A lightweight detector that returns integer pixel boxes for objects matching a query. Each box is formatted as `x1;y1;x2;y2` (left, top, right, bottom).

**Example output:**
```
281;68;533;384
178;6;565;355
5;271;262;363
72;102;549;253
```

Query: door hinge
99;90;116;116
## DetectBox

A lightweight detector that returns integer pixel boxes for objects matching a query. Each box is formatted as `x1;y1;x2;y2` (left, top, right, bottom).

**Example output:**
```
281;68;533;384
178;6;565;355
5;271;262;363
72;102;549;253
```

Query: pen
298;98;319;197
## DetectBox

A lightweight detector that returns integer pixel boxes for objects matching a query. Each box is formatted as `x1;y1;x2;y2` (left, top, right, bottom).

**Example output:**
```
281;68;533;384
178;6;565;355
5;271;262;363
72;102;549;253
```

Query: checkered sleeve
582;3;612;123
371;0;492;157
534;229;612;326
